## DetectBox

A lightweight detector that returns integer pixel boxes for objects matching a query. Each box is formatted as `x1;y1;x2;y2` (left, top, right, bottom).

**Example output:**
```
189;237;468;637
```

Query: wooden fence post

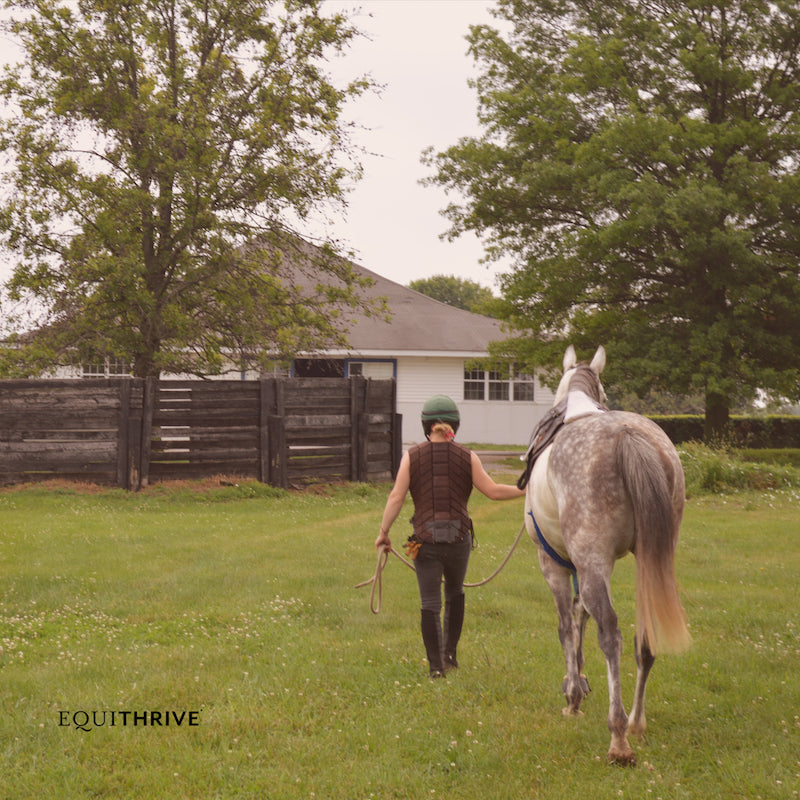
268;415;287;488
116;378;145;491
127;385;143;491
350;376;367;481
392;413;403;479
355;412;369;482
265;379;286;488
259;377;276;484
139;377;156;489
117;379;132;489
390;379;402;479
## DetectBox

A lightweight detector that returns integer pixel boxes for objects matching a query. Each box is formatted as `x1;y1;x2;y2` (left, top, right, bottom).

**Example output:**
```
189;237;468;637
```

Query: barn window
513;371;535;401
82;358;130;378
463;365;534;402
347;360;395;379
463;368;485;400
488;370;509;401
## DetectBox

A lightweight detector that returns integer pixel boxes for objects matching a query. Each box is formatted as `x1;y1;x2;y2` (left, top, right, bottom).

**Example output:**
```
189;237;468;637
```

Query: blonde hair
431;422;455;439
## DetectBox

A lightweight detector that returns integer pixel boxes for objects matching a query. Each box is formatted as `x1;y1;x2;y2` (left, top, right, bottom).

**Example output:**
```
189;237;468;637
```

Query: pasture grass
1;475;799;799
680;442;800;494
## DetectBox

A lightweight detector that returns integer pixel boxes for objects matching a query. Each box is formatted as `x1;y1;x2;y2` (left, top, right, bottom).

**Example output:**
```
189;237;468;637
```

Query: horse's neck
567;367;601;400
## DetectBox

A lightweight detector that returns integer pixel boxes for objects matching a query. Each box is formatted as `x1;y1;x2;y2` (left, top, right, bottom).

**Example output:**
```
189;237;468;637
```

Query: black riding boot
420;609;445;677
443;592;465;671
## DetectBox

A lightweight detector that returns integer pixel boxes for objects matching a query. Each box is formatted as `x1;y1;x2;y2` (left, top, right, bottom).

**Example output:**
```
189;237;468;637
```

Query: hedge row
649;415;800;448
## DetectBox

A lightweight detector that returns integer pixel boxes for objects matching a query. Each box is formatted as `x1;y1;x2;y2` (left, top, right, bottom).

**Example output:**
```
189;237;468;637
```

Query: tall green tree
424;0;800;438
0;0;380;378
408;274;497;315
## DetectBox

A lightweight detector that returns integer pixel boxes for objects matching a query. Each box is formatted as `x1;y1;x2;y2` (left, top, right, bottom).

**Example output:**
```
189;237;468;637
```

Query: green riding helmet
421;394;460;438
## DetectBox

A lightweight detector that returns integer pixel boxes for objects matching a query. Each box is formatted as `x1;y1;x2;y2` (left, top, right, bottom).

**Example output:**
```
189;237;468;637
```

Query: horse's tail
616;428;691;655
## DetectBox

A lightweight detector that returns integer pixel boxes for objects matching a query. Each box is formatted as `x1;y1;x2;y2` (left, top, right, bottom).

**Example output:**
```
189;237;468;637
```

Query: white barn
293;262;555;446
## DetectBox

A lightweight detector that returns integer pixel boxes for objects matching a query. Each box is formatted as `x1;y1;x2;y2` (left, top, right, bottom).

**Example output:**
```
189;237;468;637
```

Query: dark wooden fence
0;377;401;489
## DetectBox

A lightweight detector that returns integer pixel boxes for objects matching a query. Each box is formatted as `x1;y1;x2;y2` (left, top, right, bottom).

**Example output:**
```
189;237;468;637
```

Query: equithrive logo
58;710;201;732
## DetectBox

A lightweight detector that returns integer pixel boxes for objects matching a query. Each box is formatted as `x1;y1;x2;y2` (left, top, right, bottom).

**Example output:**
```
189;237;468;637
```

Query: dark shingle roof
337;262;504;355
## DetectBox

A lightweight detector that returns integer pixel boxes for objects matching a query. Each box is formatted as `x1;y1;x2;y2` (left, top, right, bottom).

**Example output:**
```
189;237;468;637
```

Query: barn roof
325;261;504;357
253;235;505;358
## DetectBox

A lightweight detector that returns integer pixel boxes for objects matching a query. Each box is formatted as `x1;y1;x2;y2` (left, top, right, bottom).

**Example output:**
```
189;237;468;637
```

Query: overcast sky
0;0;509;292
319;0;509;290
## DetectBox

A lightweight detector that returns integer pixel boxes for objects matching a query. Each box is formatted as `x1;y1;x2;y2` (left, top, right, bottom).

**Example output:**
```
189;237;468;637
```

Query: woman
375;395;525;677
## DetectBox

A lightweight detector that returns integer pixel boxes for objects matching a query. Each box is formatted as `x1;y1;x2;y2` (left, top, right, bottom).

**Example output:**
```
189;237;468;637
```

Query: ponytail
431;422;455;440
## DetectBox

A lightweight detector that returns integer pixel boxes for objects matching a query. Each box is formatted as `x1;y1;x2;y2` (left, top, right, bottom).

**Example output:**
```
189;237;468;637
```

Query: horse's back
551;410;681;486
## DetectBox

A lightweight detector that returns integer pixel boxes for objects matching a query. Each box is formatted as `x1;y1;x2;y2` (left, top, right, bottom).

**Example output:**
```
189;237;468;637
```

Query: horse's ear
563;345;577;372
590;345;606;375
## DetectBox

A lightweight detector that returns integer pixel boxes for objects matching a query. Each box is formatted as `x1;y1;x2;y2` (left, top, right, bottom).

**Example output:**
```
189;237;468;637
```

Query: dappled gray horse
525;345;690;765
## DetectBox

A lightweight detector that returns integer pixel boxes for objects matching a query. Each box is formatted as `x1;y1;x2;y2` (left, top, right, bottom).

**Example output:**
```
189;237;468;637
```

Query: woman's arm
470;451;526;500
375;451;411;550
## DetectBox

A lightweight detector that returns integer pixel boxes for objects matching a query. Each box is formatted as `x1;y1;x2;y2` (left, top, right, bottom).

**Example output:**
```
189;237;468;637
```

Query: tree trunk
704;391;730;443
133;350;160;379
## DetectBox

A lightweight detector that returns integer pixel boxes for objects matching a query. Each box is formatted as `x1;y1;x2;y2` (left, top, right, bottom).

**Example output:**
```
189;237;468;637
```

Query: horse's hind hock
561;673;590;697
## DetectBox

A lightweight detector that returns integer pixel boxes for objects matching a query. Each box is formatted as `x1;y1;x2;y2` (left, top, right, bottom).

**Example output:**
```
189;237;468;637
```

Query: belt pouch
428;520;463;544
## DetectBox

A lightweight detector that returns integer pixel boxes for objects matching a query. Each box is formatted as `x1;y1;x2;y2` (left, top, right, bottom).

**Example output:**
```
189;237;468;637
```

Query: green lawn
1;477;798;799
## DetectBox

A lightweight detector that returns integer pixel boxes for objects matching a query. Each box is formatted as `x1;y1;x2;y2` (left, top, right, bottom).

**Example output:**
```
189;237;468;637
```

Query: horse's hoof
607;748;636;767
562;707;584;718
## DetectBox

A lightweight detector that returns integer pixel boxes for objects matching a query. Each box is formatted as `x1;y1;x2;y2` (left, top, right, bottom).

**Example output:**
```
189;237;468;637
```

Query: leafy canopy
424;0;800;435
0;0;381;377
407;274;498;316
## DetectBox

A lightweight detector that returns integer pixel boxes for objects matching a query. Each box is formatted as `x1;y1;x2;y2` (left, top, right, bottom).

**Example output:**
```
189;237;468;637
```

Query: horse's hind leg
628;635;655;738
579;571;636;766
538;551;588;715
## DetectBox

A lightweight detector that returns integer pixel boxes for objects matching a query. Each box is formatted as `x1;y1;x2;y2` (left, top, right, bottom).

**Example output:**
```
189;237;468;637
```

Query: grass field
1;466;799;799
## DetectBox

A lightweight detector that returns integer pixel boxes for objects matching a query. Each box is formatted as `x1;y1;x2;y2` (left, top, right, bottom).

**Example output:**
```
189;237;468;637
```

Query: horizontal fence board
148;463;260;479
288;445;351;458
285;428;351;443
149;438;259;453
148;448;259;461
284;414;351;428
0;470;118;485
0;440;116;457
0;455;116;471
1;429;119;442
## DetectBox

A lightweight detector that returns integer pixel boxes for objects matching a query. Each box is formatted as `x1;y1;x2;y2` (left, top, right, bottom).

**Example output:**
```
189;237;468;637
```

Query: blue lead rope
527;510;579;596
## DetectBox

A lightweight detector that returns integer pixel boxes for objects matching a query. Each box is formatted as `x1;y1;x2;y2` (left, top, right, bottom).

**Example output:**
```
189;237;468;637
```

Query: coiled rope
355;522;528;614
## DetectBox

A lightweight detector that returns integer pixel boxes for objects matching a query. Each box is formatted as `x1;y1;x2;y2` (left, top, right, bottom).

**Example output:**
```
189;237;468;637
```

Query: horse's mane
568;364;603;403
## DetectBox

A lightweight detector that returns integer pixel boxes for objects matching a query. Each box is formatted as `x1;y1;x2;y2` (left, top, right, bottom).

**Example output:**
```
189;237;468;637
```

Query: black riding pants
414;534;472;614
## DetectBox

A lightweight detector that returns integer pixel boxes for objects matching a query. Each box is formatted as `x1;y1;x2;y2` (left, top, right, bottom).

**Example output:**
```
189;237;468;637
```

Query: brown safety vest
408;441;473;542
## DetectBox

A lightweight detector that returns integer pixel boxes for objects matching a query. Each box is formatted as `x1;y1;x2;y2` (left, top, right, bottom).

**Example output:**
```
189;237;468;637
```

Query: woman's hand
375;529;391;551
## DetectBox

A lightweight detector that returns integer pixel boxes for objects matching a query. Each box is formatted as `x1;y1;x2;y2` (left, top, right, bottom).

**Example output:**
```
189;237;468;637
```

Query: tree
407;274;498;315
0;0;381;378
424;0;800;439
